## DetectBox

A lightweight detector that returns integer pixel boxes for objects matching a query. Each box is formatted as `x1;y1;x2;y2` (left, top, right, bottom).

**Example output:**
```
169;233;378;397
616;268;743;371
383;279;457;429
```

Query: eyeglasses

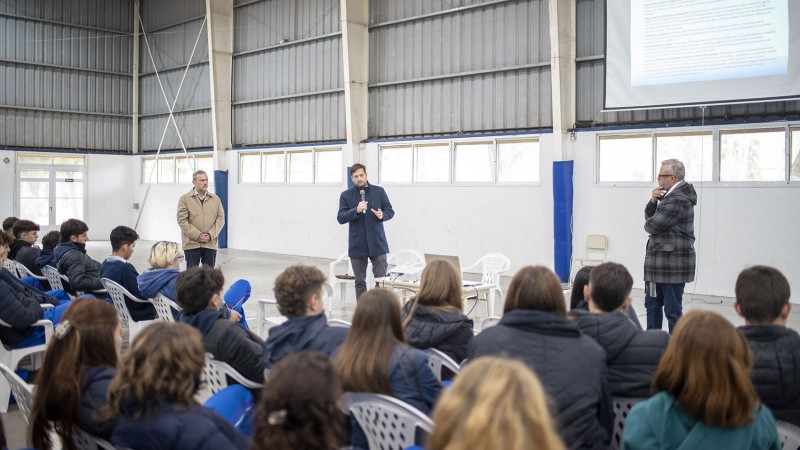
657;174;674;178
175;255;185;261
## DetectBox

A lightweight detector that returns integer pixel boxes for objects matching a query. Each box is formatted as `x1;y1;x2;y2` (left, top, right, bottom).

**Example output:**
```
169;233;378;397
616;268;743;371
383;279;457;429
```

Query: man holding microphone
337;164;395;300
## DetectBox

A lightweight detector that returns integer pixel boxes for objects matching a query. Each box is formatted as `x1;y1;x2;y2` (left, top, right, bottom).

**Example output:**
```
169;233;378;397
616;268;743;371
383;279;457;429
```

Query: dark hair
570;266;593;310
41;230;62;251
2;217;18;233
60;218;89;242
336;289;406;395
0;232;12;248
653;310;757;427
735;265;791;324
503;266;566;315
349;163;366;175
30;298;120;450
109;226;139;252
403;260;463;328
589;262;633;312
273;265;327;318
12;219;40;238
253;351;346;450
175;266;225;315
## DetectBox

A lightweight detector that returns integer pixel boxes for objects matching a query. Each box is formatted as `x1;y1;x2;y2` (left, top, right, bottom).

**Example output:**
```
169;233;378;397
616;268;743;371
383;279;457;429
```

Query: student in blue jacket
623;310;780;450
107;322;249;449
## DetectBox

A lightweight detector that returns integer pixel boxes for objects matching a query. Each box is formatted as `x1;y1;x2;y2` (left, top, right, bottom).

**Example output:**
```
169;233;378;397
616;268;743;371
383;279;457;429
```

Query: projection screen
605;0;800;110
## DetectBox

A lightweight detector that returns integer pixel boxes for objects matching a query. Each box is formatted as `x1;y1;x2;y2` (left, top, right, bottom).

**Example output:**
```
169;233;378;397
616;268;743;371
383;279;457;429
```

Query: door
16;154;86;231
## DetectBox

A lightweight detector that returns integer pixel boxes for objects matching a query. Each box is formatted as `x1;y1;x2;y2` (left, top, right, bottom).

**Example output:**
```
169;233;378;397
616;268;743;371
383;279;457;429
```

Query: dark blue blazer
337;184;394;258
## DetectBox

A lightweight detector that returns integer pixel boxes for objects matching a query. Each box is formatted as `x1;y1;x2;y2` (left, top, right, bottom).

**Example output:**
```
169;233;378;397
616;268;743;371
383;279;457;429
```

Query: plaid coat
643;181;697;284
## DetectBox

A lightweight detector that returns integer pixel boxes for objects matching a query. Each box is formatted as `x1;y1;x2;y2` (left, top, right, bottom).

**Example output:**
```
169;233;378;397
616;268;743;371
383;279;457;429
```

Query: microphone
359;189;365;213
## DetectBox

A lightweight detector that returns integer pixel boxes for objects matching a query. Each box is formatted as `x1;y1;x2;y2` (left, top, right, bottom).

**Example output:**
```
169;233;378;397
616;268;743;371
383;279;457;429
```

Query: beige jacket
177;189;225;250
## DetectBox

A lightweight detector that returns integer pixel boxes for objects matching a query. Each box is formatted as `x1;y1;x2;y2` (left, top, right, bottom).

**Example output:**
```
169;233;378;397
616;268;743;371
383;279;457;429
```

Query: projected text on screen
631;0;788;86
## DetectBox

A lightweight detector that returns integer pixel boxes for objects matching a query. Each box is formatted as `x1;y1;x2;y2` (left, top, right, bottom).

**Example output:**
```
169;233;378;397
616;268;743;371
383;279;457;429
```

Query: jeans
184;248;217;268
350;254;388;300
14;301;72;348
645;282;685;333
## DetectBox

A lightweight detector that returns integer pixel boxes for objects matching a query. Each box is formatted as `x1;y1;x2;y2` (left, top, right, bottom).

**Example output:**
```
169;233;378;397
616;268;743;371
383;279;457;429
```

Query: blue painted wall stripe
552;161;574;282
214;170;228;249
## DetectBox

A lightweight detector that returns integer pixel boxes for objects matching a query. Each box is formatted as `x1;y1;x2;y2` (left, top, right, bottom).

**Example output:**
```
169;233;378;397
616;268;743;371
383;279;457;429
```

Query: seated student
336;289;442;450
177;266;265;383
2;217;18;239
30;298;121;448
139;241;250;326
734;265;800;426
428;357;566;450
402;260;473;367
623;310;780;450
570;262;668;398
252;351;346;450
36;230;61;271
0;233;71;348
108;322;249;449
10;219;41;276
469;266;612;450
100;226;157;321
571;265;642;330
263;265;348;369
54;219;105;295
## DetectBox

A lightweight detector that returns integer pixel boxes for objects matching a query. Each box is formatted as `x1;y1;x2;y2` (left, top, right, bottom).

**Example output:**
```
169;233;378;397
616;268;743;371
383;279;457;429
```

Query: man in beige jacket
177;170;225;268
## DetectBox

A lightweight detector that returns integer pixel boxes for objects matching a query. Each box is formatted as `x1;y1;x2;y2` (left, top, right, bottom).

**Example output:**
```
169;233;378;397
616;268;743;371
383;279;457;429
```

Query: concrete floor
4;240;796;447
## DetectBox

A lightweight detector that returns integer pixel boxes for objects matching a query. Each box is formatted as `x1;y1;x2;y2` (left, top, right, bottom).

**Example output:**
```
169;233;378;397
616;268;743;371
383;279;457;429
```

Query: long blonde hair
428;357;565;450
403;260;463;327
106;322;204;419
148;241;181;269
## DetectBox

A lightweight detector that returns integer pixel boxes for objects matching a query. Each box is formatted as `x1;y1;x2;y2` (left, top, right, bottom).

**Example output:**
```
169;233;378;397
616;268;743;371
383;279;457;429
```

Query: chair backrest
341;392;433;450
3;259;20;278
151;294;181;322
610;397;647;450
777;421;800;450
101;278;137;325
475;253;511;286
327;318;352;328
0;363;34;423
387;249;425;268
74;428;117;450
201;353;231;396
481;316;502;331
41;265;65;291
12;260;41;280
424;348;460;382
586;234;608;260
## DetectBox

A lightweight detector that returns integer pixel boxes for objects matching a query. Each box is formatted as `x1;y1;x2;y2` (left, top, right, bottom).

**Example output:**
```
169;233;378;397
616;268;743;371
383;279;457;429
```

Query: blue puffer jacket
79;367;117;439
0;269;52;345
263;313;348;368
137;268;179;301
54;241;104;293
337;184;394;257
112;401;249;449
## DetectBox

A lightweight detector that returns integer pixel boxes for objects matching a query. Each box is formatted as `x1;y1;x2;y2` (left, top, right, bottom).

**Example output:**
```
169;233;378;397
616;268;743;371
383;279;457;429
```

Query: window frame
140;153;214;185
236;145;343;186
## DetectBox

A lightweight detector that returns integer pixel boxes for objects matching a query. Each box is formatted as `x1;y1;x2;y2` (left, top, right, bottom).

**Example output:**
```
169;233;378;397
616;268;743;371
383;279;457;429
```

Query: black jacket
10;240;41;276
0;269;58;346
739;325;800;426
571;310;668;398
402;301;473;363
54;241;104;293
263;313;348;368
180;308;265;383
79;366;117;439
469;309;613;450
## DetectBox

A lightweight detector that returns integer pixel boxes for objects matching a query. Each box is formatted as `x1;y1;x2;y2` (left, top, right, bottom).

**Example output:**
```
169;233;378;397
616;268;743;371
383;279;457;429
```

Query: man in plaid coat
644;159;697;333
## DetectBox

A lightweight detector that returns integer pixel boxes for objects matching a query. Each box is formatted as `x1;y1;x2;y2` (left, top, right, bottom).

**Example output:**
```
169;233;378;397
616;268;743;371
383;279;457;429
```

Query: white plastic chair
327;318;352;328
0;362;34;423
387;249;425;274
0;313;53;413
3;259;20;278
41;265;66;291
11;260;47;284
73;429;116;450
480;316;502;332
778;421;800;450
340;392;433;450
610;397;647;450
151;293;182;322
570;234;608;282
101;278;157;345
256;298;288;338
199;353;263;402
423;348;460;382
328;251;354;311
461;253;511;316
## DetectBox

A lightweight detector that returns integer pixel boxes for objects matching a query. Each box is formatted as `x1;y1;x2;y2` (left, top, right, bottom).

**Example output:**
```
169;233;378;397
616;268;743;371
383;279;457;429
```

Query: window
598;135;653;182
720;129;785;182
498;140;540;182
16;153;86;226
655;132;712;182
454;142;493;182
380;146;413;183
791;129;800;182
141;154;213;184
415;144;450;182
238;147;341;184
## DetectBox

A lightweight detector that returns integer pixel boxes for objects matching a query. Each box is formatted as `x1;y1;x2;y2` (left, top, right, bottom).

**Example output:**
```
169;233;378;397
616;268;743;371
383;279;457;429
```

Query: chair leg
0;377;10;413
257;302;266;337
487;289;496;316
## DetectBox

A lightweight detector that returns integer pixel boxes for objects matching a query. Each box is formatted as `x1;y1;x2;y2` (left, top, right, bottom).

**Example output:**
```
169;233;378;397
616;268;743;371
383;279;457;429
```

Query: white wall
86;154;134;239
131;156;188;244
571;131;800;297
0;150;15;216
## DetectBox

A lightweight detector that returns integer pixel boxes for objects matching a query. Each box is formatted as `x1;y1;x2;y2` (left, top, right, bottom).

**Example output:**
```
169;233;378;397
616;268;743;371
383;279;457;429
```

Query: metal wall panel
233;93;345;145
139;19;208;75
368;0;490;24
368;0;550;137
232;0;345;145
140;110;212;151
576;0;603;59
0;0;132;32
139;0;205;32
0;108;131;151
140;65;210;115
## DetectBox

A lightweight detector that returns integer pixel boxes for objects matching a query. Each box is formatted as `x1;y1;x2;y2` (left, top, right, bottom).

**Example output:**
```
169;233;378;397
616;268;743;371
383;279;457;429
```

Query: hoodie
36;249;56;270
10;240;41;276
137;268;179;301
262;313;348;368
